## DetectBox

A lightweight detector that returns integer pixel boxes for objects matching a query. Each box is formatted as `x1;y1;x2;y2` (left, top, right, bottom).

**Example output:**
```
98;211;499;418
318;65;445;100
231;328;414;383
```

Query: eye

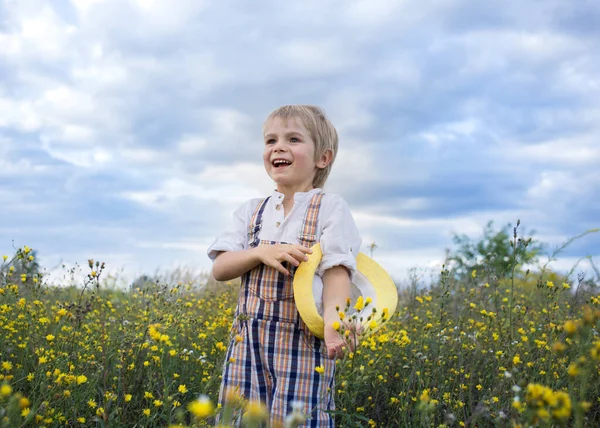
266;139;276;145
290;137;300;142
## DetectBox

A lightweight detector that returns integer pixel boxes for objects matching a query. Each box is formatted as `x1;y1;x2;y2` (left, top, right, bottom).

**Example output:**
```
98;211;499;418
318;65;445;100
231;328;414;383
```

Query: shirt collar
271;187;323;202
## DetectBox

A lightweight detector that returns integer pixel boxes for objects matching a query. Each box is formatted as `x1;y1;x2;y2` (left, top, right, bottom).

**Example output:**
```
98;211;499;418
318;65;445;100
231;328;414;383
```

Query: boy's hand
324;321;361;360
256;244;312;276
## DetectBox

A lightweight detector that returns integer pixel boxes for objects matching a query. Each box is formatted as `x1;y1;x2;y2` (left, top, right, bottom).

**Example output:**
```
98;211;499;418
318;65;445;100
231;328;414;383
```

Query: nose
273;141;287;152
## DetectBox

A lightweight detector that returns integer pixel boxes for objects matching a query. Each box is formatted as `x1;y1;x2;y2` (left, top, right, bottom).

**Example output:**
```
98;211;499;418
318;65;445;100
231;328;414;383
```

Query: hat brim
293;243;398;339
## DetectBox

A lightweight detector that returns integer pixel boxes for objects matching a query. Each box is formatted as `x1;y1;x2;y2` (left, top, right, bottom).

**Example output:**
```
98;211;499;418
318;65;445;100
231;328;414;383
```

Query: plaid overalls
219;192;335;427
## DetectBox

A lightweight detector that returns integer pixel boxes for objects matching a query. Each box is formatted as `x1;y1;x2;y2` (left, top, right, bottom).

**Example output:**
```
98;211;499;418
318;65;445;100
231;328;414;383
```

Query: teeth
273;160;291;166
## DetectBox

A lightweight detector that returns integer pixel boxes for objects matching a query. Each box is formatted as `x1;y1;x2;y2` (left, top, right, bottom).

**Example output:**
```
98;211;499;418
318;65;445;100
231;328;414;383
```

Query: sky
1;0;599;286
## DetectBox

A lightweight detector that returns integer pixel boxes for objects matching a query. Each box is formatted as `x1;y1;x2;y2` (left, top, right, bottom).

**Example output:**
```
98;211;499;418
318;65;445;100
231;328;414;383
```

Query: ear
316;149;333;169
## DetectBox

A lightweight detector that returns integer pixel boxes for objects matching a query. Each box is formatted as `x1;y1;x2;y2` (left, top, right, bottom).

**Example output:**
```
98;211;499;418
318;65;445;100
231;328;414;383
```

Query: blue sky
1;0;599;284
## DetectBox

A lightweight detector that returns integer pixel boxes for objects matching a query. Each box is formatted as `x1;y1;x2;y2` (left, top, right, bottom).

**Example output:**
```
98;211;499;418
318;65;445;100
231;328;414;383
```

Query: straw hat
293;243;398;339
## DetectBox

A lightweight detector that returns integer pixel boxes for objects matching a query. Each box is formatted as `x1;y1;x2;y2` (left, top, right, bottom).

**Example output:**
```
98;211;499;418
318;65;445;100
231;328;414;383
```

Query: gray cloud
1;0;598;281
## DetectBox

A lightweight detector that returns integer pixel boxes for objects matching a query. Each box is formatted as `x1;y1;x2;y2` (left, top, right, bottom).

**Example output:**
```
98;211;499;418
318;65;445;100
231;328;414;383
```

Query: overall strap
297;192;324;248
238;197;270;320
248;197;270;248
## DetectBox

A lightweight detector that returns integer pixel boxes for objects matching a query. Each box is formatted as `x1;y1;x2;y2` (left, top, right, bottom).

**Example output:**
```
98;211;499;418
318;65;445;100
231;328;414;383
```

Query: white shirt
207;188;362;314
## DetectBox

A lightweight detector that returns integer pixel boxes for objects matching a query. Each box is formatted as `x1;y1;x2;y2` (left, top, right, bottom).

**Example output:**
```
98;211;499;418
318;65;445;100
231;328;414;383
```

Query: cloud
0;0;598;284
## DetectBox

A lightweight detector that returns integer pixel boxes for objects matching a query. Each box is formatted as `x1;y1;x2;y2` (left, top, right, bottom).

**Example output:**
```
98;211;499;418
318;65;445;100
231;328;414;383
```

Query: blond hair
263;105;338;189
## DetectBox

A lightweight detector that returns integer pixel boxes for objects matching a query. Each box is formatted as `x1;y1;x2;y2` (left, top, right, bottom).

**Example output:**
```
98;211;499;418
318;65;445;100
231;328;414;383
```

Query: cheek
294;150;312;166
262;150;271;164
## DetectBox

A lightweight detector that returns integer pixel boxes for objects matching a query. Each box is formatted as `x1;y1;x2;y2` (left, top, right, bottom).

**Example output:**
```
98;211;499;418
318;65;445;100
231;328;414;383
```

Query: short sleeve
207;201;254;261
317;195;362;281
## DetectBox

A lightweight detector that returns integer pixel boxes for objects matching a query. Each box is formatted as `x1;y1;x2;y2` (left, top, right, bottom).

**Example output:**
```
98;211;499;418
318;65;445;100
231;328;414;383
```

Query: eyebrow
264;131;304;139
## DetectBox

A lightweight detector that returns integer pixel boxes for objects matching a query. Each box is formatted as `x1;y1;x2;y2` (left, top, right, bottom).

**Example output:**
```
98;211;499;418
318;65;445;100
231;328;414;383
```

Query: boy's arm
322;265;352;325
322;265;354;359
212;248;263;282
212;244;313;282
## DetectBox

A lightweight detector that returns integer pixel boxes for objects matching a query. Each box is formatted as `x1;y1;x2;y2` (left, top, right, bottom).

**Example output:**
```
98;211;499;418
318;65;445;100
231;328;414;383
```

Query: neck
276;183;316;202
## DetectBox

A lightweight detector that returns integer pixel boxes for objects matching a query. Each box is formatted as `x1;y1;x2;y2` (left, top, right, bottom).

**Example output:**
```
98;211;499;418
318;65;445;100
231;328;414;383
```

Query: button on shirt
207;188;362;314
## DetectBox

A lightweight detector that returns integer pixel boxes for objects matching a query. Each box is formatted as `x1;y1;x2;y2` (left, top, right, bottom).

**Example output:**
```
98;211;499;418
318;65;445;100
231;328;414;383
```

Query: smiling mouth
272;160;292;168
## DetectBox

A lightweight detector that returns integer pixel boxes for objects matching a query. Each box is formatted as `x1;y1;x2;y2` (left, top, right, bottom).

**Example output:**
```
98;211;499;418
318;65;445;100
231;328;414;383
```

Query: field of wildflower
1;221;600;427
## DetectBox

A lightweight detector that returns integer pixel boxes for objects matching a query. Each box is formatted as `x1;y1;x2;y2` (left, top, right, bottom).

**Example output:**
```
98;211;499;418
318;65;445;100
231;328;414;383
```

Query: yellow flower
369;320;377;329
512;399;523;411
22;408;30;418
77;417;85;423
0;383;12;396
243;400;268;420
1;361;13;371
88;399;97;408
354;296;364;311
332;321;340;331
315;365;325;374
568;363;579;377
188;395;214;418
125;394;132;402
143;408;151;416
579;401;591;412
546;280;554;288
537;408;550;420
552;391;571;420
564;320;578;335
471;269;477;278
153;399;163;407
19;397;30;409
76;375;87;385
46;334;55;342
178;384;188;394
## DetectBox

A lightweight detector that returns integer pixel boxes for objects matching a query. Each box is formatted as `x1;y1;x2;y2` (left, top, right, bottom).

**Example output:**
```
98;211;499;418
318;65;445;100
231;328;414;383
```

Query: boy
208;105;361;426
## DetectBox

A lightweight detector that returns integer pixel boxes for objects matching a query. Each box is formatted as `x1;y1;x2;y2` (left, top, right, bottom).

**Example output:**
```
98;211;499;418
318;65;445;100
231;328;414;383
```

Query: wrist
323;308;341;325
249;246;263;263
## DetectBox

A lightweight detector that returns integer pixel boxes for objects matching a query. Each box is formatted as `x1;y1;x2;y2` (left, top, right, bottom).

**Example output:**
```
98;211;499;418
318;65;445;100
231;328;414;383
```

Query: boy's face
263;116;322;192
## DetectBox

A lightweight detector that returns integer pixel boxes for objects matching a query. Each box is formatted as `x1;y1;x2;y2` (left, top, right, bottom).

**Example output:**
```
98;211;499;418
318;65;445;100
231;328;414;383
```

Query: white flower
285;402;307;428
290;400;304;412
